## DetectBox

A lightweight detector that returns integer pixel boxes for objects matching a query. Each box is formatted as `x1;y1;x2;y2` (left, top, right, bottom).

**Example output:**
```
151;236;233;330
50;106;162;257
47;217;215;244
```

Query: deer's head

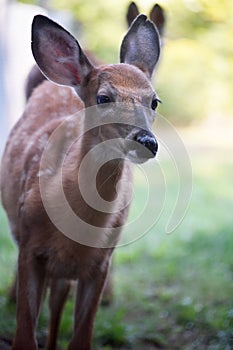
32;14;161;163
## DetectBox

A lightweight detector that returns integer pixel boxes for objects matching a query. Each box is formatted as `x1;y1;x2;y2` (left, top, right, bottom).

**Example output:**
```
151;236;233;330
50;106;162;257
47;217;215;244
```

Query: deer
1;12;161;350
8;3;166;309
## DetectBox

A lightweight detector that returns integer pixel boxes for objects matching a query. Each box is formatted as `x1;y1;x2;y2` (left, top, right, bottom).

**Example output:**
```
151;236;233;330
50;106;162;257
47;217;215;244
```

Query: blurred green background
0;0;233;349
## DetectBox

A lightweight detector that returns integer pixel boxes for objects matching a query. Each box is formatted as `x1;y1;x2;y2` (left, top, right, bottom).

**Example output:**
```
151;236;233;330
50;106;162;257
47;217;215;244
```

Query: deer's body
2;72;132;281
1;13;161;350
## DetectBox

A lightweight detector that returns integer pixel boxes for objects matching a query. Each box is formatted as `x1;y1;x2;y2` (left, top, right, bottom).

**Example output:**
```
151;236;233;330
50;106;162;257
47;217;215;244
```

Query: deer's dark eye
151;99;158;110
97;95;111;105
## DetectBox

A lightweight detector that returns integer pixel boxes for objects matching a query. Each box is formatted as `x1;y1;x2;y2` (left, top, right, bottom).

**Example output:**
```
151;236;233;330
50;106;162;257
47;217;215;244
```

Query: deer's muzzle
126;129;158;163
134;130;158;157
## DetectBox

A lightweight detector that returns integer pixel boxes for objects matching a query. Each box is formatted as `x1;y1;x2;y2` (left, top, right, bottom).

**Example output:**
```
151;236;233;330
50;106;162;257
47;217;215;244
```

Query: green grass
0;142;233;349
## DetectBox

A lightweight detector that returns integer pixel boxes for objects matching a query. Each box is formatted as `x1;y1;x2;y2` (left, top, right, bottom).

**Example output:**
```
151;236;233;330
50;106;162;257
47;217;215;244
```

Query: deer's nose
134;131;158;157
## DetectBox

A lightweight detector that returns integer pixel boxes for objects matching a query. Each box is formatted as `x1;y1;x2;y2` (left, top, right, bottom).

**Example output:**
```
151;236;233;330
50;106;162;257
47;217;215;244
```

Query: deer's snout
134;131;158;157
126;129;158;163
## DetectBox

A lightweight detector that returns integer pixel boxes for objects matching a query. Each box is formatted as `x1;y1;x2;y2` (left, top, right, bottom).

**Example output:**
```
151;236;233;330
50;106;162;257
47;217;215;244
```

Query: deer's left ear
120;14;160;79
31;15;93;87
126;2;139;27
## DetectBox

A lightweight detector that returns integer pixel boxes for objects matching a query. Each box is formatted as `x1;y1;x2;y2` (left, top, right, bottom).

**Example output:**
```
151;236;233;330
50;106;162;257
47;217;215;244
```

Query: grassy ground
0;122;232;349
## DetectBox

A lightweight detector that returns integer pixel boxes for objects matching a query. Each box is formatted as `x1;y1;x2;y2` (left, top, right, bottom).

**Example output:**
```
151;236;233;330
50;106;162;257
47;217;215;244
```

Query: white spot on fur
38;133;49;151
37;165;55;177
32;154;40;163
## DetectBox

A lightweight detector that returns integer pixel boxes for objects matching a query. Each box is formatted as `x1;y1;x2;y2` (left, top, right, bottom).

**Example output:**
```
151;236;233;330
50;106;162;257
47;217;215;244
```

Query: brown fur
1;14;160;350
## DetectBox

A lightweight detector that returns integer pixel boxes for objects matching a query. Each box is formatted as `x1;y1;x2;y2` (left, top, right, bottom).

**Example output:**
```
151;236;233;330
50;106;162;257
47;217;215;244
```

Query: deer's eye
151;97;161;111
97;95;111;105
151;99;158;110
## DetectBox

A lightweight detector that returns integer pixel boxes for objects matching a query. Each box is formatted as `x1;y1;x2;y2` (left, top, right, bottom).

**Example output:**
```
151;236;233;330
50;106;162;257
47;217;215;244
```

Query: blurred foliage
156;0;233;124
18;0;233;124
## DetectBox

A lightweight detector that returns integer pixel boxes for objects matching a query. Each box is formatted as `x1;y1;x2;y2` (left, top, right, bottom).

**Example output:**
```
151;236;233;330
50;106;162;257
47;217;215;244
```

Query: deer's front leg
12;249;47;350
68;255;112;350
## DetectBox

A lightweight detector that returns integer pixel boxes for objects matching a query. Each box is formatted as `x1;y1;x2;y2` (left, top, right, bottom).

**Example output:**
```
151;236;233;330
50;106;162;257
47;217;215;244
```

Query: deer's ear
120;14;160;79
126;2;139;27
149;4;166;38
31;15;93;87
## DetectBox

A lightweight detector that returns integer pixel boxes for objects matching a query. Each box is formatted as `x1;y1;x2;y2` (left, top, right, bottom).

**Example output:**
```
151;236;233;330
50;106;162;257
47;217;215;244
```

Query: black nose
134;131;158;157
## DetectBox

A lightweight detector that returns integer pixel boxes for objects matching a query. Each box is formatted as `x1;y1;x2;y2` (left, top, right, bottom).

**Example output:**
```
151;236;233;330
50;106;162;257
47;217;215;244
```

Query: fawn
1;13;161;350
8;2;166;308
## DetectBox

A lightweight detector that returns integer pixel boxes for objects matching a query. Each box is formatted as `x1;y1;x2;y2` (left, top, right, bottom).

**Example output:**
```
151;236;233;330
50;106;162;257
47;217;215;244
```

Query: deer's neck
78;128;126;203
63;126;130;211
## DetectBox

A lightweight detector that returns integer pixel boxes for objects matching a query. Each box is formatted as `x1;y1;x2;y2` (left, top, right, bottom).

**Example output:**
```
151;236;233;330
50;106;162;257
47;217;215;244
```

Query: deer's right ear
31;15;93;87
120;14;160;79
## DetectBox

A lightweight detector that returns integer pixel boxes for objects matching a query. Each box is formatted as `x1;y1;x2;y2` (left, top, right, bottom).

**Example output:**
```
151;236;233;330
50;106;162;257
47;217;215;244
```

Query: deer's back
1;80;83;240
